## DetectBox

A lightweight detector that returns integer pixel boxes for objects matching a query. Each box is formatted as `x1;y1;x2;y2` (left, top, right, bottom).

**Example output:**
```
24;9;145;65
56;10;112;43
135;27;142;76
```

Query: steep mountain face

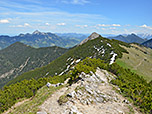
7;33;129;85
0;30;80;50
141;39;152;48
108;33;146;44
0;42;68;88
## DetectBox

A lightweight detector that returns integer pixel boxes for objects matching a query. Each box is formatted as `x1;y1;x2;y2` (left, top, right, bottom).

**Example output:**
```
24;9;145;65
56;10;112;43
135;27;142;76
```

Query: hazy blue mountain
108;33;146;44
56;33;88;41
142;38;152;48
0;30;80;50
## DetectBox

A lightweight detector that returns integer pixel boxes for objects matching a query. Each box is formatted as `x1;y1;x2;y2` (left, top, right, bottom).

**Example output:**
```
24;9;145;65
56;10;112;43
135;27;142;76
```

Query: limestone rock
79;32;100;45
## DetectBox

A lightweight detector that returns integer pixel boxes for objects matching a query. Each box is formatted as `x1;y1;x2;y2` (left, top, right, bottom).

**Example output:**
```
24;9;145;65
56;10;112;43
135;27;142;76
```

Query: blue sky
0;0;152;35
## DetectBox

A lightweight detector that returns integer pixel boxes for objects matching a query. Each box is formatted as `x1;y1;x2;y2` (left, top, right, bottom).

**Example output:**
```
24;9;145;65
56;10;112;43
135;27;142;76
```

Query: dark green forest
0;42;68;88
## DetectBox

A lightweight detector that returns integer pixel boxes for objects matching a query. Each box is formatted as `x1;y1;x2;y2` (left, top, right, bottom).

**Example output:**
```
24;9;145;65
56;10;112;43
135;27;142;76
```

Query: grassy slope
116;44;152;81
6;86;63;114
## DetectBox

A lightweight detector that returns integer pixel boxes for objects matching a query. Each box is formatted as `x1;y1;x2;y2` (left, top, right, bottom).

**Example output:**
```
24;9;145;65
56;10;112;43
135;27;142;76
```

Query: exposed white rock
107;43;111;47
94;46;102;52
102;49;105;54
75;59;81;63
71;106;83;114
45;72;49;76
59;71;64;76
70;60;75;65
37;110;47;114
46;82;51;88
40;69;140;114
67;57;71;61
109;53;117;65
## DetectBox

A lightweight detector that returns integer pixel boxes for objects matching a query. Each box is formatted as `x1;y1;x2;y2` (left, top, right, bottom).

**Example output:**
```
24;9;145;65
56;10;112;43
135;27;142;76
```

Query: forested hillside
7;33;129;85
0;42;68;88
1;58;152;113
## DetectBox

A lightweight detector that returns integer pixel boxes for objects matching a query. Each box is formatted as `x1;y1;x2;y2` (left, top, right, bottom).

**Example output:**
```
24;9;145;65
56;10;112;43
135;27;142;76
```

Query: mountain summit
32;30;44;35
79;32;100;45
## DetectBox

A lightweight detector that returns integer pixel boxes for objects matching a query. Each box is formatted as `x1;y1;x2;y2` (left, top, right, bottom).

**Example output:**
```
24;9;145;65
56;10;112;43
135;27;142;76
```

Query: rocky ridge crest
38;68;140;114
79;32;100;45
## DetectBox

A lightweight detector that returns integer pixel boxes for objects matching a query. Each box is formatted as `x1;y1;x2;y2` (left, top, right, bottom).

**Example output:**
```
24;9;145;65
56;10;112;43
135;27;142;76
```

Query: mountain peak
33;30;43;35
89;32;100;39
79;32;100;45
130;33;137;36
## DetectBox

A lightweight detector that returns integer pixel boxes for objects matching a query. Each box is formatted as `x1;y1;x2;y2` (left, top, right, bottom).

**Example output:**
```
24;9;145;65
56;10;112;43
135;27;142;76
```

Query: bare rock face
79;32;100;45
39;68;141;114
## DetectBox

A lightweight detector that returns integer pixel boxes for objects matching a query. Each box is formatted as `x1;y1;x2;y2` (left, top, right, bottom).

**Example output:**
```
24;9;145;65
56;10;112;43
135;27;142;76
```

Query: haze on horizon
0;0;152;35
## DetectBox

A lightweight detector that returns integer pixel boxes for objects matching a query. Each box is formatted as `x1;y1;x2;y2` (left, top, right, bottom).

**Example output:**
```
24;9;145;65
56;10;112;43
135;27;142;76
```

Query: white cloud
112;24;121;27
10;23;30;27
24;23;30;26
75;24;88;28
72;0;89;5
0;19;9;23
45;23;50;25
57;23;66;26
109;27;116;29
61;0;90;5
140;24;147;28
140;24;152;30
97;24;109;27
97;24;121;27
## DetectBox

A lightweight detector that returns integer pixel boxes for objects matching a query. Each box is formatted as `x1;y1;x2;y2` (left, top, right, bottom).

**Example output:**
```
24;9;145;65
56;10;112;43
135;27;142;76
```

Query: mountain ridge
0;31;80;50
141;38;152;48
108;33;146;44
0;42;68;88
7;33;129;85
79;32;100;45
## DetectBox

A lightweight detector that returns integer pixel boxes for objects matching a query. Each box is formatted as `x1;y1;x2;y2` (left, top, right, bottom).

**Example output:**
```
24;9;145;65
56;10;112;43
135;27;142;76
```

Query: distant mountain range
1;31;152;50
108;33;146;44
0;42;68;88
142;39;152;48
137;33;152;40
56;33;88;41
0;30;86;50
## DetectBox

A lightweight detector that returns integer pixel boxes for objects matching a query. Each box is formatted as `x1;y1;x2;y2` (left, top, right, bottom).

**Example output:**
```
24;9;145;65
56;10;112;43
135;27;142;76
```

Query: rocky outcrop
39;68;140;114
79;32;100;45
